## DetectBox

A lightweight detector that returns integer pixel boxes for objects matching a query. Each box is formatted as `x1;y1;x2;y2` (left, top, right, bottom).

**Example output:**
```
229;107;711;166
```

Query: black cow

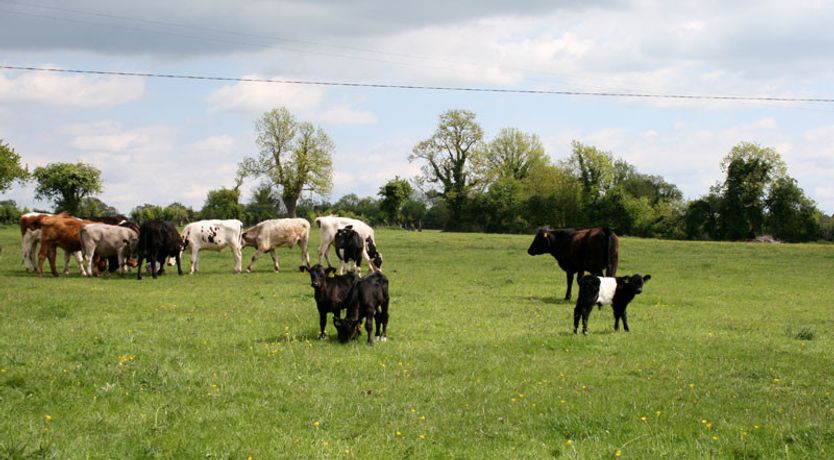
333;271;389;345
527;227;619;300
334;225;383;273
302;264;360;338
136;220;183;280
574;274;651;335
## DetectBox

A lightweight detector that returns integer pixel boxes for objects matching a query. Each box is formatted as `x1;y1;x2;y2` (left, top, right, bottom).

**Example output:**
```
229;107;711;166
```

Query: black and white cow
334;225;383;273
574;274;652;335
180;219;243;274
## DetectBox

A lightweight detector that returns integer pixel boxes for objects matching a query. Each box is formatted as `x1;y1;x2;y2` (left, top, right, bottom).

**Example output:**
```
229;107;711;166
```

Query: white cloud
206;76;325;115
0;68;144;108
318;105;377;125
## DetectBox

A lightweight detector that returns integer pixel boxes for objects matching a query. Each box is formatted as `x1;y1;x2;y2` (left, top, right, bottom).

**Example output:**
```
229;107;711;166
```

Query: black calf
334;271;389;345
302;264;359;338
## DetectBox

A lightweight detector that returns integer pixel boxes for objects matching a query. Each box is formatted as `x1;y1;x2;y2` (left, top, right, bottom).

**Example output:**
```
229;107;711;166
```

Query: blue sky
2;0;833;214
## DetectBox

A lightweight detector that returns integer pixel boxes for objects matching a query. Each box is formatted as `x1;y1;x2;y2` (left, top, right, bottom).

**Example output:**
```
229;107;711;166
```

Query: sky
1;0;833;215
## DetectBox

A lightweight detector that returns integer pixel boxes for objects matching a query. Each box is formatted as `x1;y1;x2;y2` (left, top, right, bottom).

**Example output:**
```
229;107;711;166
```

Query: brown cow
36;214;95;277
527;227;619;300
20;212;84;274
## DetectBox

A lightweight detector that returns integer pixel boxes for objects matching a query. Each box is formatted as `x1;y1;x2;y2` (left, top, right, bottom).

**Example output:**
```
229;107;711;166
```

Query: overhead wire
1;65;832;104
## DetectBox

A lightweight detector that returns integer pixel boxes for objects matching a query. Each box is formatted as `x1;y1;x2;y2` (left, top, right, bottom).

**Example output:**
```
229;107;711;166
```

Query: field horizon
1;225;832;458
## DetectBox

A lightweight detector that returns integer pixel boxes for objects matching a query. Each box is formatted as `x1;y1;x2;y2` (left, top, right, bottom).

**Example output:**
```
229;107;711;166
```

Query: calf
333;271;389;345
20;212;83;274
136;220;184;280
36;214;94;276
315;215;381;273
79;223;139;277
302;264;359;338
240;218;311;272
573;274;652;335
180;219;243;274
334;225;383;274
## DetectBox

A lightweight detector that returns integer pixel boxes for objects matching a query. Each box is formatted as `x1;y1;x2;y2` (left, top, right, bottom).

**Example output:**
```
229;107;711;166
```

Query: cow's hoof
298;265;307;272
246;268;252;273
582;331;588;336
378;336;387;343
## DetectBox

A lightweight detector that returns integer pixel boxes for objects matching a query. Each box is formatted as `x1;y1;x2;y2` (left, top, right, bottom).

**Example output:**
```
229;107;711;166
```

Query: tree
521;163;584;228
0;139;28;193
718;142;786;239
409;109;484;229
378;176;413;225
240;107;334;218
244;183;281;225
130;204;165;223
77;197;119;217
163;202;196;226
0;200;22;224
481;127;547;182
200;187;243;220
765;177;820;242
564;141;615;201
32;162;102;215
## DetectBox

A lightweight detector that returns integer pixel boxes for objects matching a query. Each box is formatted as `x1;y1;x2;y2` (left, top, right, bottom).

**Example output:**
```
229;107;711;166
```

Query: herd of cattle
17;212;650;340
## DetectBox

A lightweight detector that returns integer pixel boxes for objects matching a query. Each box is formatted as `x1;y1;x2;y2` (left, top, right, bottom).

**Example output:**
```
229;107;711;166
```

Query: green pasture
0;225;832;459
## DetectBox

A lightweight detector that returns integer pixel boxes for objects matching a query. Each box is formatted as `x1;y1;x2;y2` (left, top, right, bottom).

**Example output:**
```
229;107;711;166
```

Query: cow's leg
376;304;389;342
365;311;375;345
136;255;144;280
621;308;630;332
564;271;576;300
299;239;310;271
73;250;86;276
318;309;327;339
174;254;183;276
268;249;280;272
62;249;72;275
232;244;242;274
573;304;582;334
36;244;49;276
581;305;591;336
48;245;59;277
84;250;94;277
150;258;159;279
189;248;199;274
246;249;263;273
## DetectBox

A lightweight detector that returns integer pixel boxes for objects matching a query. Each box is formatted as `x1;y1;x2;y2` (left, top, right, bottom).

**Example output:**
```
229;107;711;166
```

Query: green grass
1;225;833;458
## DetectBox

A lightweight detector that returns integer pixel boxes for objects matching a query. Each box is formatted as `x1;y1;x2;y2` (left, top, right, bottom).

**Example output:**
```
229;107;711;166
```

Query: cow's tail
605;228;619;277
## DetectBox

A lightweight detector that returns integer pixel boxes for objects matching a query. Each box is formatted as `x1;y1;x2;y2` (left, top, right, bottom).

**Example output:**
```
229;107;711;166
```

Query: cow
136;219;184;280
85;215;139;273
20;212;82;274
527;227;619;301
240;218;311;272
79;223;139;277
334;226;383;273
574;274;652;335
301;264;360;339
315;215;382;273
180;219;243;274
36;214;95;276
333;271;390;345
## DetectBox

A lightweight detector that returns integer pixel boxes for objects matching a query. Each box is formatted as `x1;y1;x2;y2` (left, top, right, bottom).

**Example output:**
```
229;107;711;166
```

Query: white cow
240;218;311;272
315;215;380;273
181;219;243;274
20;212;83;274
79;223;139;277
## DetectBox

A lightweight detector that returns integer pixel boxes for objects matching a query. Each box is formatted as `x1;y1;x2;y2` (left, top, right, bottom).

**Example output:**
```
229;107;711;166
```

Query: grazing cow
79;223;139;277
333;271;390;345
20;212;81;274
315;215;382;273
573;274;652;335
527;227;619;300
302;264;360;338
240;218;311;272
180;219;243;274
86;215;139;273
36;214;95;276
137;219;184;280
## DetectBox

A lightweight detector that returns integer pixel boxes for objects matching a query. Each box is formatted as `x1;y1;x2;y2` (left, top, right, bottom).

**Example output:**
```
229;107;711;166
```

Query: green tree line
2;108;832;242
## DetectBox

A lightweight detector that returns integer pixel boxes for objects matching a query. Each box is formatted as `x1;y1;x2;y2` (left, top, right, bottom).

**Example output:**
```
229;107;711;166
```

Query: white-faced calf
574;274;652;335
335;225;382;273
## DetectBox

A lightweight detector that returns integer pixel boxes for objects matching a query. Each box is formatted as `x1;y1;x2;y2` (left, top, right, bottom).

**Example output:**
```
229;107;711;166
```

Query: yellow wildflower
615;449;622;457
43;415;52;422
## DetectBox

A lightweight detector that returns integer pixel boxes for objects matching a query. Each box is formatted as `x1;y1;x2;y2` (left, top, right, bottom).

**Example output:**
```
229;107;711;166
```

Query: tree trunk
283;196;297;218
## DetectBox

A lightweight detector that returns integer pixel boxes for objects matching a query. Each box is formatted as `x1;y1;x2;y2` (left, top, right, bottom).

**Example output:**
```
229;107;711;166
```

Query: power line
2;64;833;103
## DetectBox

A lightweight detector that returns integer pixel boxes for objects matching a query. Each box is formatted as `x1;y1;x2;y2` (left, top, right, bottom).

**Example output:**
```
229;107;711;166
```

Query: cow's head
365;236;383;270
527;227;556;256
301;264;336;289
617;274;652;294
333;317;361;343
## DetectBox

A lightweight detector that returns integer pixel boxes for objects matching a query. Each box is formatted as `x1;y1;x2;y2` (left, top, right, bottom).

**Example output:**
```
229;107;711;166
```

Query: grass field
0;225;832;459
